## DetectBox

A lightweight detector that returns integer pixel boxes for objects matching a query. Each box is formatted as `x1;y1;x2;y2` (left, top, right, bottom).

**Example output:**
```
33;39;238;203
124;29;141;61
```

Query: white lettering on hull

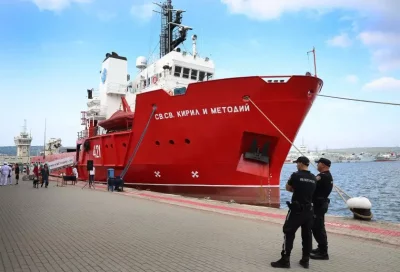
154;103;250;120
47;157;75;171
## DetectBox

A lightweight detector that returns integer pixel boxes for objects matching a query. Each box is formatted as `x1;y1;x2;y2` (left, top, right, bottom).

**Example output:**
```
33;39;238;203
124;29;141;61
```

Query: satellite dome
136;56;147;69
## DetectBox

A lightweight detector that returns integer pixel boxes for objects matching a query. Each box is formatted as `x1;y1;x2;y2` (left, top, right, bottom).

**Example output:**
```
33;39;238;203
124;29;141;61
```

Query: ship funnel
87;89;93;99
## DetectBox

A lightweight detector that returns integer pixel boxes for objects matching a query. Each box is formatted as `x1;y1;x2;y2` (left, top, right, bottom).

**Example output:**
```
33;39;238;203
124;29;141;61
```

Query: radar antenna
156;0;192;58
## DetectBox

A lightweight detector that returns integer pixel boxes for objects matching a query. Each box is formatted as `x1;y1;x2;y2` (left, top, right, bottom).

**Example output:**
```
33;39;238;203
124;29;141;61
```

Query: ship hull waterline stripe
124;183;280;187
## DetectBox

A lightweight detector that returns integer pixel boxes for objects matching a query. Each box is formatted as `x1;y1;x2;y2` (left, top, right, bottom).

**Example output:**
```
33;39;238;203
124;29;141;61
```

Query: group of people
32;163;50;188
271;156;333;269
0;162;20;186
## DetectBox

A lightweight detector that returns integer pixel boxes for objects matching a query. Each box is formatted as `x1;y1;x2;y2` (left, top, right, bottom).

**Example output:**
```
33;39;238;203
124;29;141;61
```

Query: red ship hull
74;76;322;207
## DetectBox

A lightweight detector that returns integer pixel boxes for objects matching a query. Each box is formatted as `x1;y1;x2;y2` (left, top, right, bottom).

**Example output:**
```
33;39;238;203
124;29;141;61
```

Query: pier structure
0;177;399;271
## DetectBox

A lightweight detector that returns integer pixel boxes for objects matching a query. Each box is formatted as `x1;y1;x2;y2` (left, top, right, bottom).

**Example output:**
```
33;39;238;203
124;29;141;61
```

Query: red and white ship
32;0;323;207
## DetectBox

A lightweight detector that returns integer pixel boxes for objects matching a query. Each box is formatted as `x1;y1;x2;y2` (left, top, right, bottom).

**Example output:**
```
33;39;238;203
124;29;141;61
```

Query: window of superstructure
174;66;182;77
207;73;213;81
147;78;150;86
182;68;190;79
191;69;198;80
199;71;205;81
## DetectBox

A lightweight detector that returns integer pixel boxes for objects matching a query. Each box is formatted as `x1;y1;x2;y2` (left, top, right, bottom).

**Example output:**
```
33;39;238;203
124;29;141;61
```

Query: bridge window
207;73;213;80
191;69;198;80
182;68;190;79
199;71;205;81
174;66;182;77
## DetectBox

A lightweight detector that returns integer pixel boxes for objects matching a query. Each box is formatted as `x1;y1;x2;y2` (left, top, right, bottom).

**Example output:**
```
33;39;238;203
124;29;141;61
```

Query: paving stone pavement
0;180;399;272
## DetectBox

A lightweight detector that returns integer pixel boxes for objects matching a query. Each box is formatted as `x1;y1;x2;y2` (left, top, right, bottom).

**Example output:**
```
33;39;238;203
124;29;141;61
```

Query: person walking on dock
41;164;50;188
310;158;333;260
33;164;39;188
1;162;11;186
271;156;316;269
14;163;20;185
72;165;78;185
89;166;95;188
7;163;13;185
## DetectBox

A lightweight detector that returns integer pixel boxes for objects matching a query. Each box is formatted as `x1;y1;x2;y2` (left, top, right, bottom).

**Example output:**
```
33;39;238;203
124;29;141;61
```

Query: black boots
310;248;329;260
299;256;309;269
271;251;290;268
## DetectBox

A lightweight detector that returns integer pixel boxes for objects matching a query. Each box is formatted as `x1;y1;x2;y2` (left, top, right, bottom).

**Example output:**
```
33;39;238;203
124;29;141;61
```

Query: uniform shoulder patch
316;175;321;181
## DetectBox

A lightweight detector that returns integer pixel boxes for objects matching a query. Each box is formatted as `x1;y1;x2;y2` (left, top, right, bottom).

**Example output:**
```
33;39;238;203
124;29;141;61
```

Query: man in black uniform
271;156;316;269
310;158;333;260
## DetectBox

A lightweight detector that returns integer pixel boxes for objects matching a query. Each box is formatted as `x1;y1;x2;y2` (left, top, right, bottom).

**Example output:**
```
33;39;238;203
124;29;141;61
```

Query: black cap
293;156;310;166
317;158;331;167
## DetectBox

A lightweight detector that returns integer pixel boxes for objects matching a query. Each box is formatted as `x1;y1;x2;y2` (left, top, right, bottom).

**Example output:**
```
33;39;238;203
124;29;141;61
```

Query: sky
0;0;399;149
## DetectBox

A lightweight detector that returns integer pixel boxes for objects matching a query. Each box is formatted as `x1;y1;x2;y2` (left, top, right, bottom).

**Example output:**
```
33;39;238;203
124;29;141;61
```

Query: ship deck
0;177;399;272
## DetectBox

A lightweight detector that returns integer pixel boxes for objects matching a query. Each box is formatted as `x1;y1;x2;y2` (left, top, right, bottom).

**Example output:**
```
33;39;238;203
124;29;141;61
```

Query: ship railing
77;130;88;139
259;75;292;83
86;105;107;119
87;97;100;107
106;82;128;95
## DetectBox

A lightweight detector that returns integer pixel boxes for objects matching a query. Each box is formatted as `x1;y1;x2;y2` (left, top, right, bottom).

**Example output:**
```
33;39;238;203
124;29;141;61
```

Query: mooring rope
246;97;351;205
120;105;157;179
350;208;373;220
317;94;400;106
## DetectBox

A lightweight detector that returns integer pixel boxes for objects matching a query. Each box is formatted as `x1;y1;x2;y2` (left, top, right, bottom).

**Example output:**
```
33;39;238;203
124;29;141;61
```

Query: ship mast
156;0;192;58
307;47;317;78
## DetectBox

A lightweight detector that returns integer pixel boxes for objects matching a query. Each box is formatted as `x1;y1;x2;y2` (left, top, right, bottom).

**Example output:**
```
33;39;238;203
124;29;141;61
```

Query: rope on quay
245;96;373;220
317;94;400;106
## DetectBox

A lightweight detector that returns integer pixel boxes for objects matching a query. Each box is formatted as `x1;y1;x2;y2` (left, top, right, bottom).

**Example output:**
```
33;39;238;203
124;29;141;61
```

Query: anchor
244;139;270;164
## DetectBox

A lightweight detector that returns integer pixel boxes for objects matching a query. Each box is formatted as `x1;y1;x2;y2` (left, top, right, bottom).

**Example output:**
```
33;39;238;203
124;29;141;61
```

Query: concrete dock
0;178;399;272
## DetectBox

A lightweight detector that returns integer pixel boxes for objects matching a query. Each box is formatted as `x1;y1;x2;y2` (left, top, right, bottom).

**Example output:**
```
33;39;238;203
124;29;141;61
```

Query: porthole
185;139;190;144
155;141;160;146
169;140;175;145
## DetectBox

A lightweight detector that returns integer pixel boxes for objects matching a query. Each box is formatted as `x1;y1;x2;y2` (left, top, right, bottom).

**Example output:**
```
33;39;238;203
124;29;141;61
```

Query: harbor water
280;161;400;223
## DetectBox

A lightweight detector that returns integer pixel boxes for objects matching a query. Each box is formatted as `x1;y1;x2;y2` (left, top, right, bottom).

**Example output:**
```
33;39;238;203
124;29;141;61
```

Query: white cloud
130;3;153;22
221;0;400;72
363;77;400;91
358;31;400;46
326;33;352;48
345;75;359;84
358;31;400;71
221;0;400;20
31;0;92;11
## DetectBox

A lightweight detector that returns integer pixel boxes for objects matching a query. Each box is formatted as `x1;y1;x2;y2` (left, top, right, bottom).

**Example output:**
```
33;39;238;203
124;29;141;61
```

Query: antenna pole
23;119;27;134
307;47;317;78
43;118;46;159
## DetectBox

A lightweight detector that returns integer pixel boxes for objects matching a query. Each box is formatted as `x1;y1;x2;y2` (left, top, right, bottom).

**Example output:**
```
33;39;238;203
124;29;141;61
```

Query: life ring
152;76;158;84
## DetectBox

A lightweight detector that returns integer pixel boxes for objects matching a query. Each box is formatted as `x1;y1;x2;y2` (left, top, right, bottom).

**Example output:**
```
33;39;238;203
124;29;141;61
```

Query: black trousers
282;205;314;256
89;175;94;185
312;207;328;252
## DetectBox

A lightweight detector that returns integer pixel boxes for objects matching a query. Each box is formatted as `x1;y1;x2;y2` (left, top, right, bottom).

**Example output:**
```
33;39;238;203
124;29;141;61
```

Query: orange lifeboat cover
98;110;134;130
